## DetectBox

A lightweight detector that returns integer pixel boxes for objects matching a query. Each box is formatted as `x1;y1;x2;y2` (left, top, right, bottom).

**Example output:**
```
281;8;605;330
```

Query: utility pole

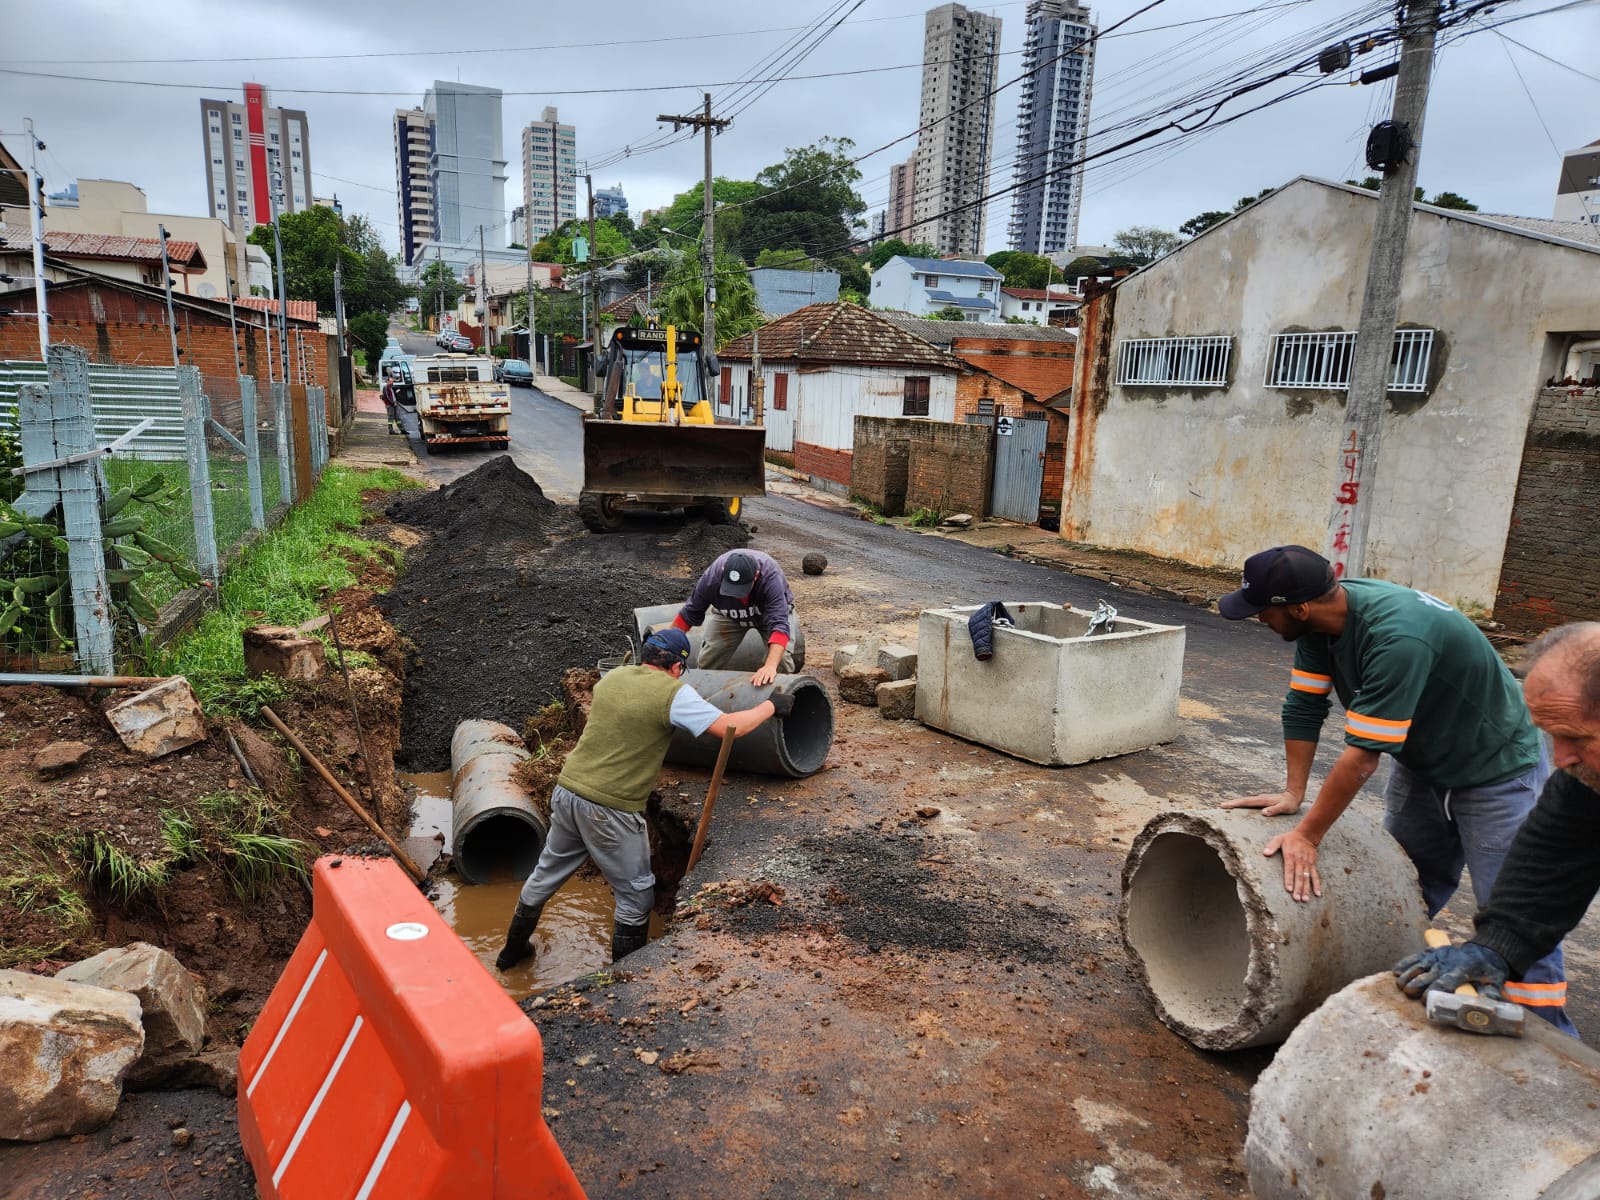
24;118;48;360
267;152;291;386
526;250;537;375
585;172;600;397
435;243;444;331
477;223;488;354
157;224;182;369
1325;0;1440;580
657;94;731;352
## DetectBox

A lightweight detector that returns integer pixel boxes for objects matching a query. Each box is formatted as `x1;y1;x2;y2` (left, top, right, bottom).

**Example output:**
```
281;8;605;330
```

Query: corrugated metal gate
966;411;1047;523
0;361;185;459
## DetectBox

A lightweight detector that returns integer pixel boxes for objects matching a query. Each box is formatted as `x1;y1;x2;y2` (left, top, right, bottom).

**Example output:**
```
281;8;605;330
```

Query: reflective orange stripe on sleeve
1502;981;1568;1007
1289;669;1332;695
1345;710;1411;744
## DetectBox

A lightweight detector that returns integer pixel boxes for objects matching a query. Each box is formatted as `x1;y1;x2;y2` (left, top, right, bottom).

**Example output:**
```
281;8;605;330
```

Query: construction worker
1395;621;1600;1033
380;364;404;436
496;628;790;969
673;549;799;687
1218;544;1575;1034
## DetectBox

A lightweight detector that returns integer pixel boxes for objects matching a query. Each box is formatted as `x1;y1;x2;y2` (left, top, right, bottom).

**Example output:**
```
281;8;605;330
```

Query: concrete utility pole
585;172;600;396
1325;0;1440;580
435;243;444;331
657;93;731;351
267;153;291;385
24;118;48;360
477;224;488;353
526;251;537;375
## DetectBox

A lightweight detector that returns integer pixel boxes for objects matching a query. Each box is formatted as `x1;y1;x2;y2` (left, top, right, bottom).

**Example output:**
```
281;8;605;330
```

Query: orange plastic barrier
238;855;586;1199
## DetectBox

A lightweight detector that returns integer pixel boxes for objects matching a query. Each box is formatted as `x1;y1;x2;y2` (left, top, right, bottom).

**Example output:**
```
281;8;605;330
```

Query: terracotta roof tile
233;295;320;323
0;226;205;269
719;302;958;370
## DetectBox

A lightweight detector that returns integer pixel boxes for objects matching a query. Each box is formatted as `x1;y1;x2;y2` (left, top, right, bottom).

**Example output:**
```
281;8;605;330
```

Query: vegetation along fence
0;344;329;675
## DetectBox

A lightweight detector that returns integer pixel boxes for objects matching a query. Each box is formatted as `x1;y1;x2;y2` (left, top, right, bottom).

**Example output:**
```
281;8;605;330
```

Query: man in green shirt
1219;545;1573;1033
496;628;790;969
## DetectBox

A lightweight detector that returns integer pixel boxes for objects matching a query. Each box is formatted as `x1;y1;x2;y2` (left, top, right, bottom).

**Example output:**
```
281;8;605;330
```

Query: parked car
446;334;474;353
499;359;533;387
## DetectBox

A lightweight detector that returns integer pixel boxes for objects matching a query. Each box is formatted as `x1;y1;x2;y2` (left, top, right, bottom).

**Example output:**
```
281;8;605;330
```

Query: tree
657;246;763;348
349;310;391;371
930;305;967;321
1426;190;1477;211
1179;210;1231;239
867;238;940;271
246;207;404;316
1233;187;1276;212
1111;225;1182;267
754;247;812;269
738;137;865;266
984;250;1053;289
621;247;680;292
527;218;633;268
638;178;761;253
418;260;462;319
1061;254;1110;279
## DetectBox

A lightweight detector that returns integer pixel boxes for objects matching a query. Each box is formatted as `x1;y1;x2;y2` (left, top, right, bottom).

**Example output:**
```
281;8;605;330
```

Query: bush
491;345;511;358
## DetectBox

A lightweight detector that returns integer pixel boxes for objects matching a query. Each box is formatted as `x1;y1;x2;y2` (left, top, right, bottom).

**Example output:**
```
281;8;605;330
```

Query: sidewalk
532;373;593;414
335;411;426;477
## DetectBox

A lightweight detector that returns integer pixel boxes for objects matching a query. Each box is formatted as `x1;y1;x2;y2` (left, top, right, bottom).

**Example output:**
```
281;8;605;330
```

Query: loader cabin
600;326;709;418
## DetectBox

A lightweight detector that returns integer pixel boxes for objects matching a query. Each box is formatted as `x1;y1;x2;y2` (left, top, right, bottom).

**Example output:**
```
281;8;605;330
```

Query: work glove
767;690;796;718
1393;941;1510;1001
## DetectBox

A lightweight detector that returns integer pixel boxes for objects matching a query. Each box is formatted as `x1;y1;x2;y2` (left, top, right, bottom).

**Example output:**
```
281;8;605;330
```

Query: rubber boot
495;901;544;970
611;918;651;962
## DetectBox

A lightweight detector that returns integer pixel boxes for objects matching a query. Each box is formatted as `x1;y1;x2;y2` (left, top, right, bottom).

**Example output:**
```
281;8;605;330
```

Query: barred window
903;376;931;416
1265;329;1434;393
1115;336;1232;387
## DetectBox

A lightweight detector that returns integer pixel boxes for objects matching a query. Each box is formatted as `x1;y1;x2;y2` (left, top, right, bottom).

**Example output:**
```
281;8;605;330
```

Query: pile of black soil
377;458;750;770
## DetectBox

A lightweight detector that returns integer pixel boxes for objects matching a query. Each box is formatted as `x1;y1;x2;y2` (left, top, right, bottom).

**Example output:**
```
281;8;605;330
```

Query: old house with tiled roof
0;224;207;292
718;302;960;488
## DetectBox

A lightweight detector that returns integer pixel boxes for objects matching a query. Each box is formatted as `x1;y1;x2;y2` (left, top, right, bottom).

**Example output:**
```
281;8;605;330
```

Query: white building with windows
199;84;311;282
1554;137;1600;225
522;106;578;244
871;255;1003;321
1060;176;1600;611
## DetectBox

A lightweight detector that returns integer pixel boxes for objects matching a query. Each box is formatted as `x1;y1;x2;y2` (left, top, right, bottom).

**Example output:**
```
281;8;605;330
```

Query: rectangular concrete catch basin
915;602;1185;765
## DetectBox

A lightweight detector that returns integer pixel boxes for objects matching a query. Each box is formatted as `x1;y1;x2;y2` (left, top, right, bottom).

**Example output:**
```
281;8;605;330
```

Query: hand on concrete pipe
1394;942;1510;1001
1264;827;1322;902
1220;790;1304;816
766;690;796;719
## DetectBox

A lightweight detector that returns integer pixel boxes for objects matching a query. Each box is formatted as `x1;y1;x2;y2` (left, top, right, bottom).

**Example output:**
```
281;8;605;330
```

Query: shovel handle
686;727;737;873
1423;928;1479;997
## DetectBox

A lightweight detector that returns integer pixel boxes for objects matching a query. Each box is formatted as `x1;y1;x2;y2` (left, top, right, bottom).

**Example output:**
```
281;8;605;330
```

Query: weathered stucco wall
1061;179;1600;608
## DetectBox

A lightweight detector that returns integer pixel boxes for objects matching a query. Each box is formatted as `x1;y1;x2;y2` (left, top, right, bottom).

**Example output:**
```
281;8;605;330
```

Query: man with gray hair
1396;621;1600;1034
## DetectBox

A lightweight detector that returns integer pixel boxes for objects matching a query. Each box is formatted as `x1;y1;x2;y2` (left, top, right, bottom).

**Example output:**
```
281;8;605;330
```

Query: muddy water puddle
402;771;664;1000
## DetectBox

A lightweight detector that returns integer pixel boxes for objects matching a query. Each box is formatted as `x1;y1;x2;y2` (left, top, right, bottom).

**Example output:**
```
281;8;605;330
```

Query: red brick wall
851;416;912;515
905;421;993;517
950;337;1074;403
953;369;1068;521
795;440;852;489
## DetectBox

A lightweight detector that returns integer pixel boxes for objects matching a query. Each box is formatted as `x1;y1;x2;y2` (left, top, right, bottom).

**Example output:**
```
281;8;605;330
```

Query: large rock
876;679;918;721
105;677;207;759
33;740;91;779
57;942;205;1086
243;625;327;681
875;644;918;682
0;969;144;1141
839;664;889;706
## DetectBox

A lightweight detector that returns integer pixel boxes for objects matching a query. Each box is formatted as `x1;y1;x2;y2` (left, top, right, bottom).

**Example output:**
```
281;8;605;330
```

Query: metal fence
0;344;330;675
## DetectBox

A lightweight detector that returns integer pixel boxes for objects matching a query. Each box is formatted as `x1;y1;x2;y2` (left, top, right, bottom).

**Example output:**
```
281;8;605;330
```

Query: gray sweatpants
517;784;655;925
698;607;798;673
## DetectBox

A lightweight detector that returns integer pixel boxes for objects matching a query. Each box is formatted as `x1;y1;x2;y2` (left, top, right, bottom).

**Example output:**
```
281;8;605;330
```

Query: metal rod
259;705;425;884
0;673;170;687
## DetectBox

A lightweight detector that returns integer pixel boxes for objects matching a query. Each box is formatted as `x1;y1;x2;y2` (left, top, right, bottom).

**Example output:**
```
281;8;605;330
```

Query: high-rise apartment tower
522;106;578;245
394;107;433;266
199;84;313;241
1008;0;1096;256
425;81;508;249
910;4;1001;257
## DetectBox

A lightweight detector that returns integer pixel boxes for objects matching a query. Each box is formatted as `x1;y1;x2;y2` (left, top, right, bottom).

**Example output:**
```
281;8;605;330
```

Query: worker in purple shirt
672;549;798;687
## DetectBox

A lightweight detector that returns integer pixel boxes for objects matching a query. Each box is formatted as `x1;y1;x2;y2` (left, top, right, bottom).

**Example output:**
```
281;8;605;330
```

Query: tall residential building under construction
911;3;1001;257
1008;0;1096;256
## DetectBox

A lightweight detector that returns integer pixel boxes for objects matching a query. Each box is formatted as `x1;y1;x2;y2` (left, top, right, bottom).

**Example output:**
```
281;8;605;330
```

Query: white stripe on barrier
353;1100;412;1200
272;1015;364;1187
246;947;328;1099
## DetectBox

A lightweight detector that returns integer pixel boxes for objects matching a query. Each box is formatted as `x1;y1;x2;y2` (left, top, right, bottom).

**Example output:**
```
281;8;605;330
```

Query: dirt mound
377;460;751;771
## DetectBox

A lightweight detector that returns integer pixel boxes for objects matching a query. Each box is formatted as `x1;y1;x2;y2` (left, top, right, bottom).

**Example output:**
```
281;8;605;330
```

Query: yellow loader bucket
581;419;768;498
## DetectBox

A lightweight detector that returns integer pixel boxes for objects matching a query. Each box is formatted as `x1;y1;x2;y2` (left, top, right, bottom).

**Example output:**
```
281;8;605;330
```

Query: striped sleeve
1341;634;1431;754
1281;640;1335;743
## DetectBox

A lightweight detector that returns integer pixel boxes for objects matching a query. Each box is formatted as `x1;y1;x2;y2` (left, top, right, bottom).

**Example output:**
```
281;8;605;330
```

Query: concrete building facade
425;81;508;249
199;84;312;249
394;107;434;266
1060;177;1600;613
595;183;627;220
1007;0;1096;255
911;4;1001;257
522;106;578;245
1554;137;1600;225
886;153;917;242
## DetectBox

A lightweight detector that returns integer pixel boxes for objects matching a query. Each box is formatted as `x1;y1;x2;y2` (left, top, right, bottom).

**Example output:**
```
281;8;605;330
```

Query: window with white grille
1115;336;1232;387
1264;329;1435;393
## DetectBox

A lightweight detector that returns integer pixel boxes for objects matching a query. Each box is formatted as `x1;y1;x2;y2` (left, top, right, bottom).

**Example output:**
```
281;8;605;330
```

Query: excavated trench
377;457;749;979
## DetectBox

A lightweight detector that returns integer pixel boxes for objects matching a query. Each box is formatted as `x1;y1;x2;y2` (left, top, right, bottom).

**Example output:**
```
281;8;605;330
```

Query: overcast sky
3;0;1596;258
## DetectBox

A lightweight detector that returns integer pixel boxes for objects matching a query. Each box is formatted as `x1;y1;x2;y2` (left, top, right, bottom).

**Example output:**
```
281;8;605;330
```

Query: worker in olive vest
497;628;792;968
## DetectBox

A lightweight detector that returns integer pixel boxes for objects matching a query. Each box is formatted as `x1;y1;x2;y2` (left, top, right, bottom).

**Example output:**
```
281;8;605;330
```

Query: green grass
907;506;944;528
149;464;418;712
71;832;171;905
0;851;92;966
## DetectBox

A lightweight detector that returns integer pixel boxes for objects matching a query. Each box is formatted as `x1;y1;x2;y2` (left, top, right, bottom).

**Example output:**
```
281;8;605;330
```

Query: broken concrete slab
833;644;858;677
57;942;205;1084
32;739;91;780
939;513;974;528
104;678;207;760
875;644;918;682
876;679;917;721
242;625;327;681
839;664;889;706
0;969;144;1141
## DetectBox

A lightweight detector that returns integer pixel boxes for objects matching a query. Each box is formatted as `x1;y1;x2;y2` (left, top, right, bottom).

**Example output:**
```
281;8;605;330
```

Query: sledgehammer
1422;929;1525;1037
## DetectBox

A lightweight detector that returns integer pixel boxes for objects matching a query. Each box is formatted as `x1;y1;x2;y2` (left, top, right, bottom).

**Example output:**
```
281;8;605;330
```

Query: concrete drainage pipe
1119;808;1428;1050
450;719;549;885
1247;973;1600;1200
664;670;834;778
631;604;807;673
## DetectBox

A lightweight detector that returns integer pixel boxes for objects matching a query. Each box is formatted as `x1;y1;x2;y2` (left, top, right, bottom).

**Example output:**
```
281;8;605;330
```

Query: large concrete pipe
632;603;807;672
1248;973;1600;1199
1119;808;1427;1050
450;720;549;885
663;670;833;778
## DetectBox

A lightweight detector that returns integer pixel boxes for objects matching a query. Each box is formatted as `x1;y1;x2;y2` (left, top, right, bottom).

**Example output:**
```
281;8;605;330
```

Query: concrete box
915;602;1185;766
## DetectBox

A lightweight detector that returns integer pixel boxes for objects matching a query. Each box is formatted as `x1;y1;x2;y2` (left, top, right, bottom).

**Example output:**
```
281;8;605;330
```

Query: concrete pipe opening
454;811;544;886
1123;831;1252;1034
1120;809;1427;1051
450;719;549;885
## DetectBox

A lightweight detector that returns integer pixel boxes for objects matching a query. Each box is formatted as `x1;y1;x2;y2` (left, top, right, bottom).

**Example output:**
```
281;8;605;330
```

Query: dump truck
411;353;511;451
578;325;766;533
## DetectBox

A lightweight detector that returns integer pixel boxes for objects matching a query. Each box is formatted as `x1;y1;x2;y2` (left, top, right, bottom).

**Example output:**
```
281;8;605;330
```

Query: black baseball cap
718;552;758;598
1218;545;1337;620
643;628;692;664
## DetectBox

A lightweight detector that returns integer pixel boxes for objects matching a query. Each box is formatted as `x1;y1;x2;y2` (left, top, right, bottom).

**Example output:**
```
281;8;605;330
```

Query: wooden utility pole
1325;0;1440;580
657;93;731;352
